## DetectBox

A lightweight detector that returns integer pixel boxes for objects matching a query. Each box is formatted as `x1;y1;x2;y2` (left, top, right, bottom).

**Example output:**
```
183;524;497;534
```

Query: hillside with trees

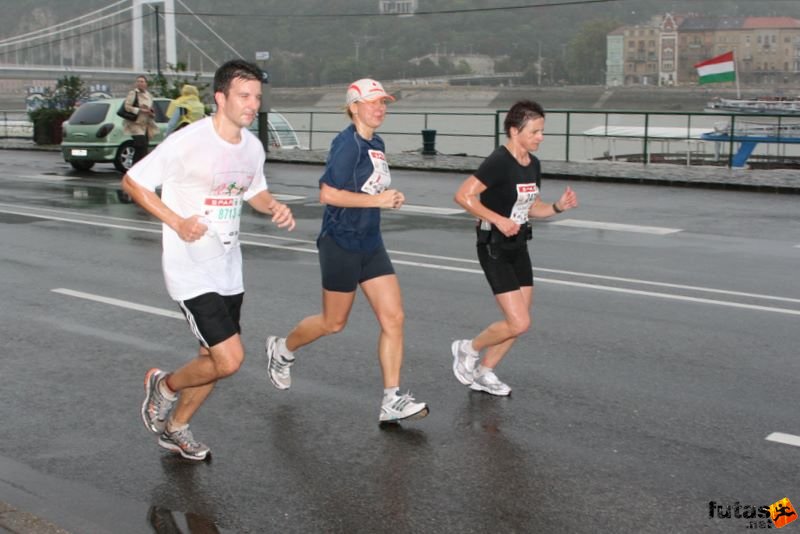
1;0;800;87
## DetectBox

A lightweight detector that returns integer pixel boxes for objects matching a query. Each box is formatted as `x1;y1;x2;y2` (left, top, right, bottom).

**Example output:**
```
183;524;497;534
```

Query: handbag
117;92;139;121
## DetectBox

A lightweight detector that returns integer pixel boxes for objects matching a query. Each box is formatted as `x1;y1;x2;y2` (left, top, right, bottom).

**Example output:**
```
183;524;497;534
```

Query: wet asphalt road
1;151;800;533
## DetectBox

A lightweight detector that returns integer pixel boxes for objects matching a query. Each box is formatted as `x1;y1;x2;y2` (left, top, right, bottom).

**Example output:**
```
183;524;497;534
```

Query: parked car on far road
61;98;302;172
60;97;170;172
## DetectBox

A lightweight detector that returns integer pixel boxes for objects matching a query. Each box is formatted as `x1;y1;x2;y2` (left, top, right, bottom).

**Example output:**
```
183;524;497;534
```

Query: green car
61;97;171;172
61;98;302;172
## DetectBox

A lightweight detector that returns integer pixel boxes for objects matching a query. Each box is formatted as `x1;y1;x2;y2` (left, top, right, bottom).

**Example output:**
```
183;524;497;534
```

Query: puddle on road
66;185;133;205
147;505;222;534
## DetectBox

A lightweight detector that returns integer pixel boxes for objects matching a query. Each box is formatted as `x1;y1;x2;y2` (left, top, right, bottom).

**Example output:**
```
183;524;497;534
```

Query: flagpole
733;49;741;98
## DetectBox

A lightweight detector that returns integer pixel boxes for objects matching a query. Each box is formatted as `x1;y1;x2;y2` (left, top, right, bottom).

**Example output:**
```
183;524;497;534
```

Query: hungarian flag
694;51;736;84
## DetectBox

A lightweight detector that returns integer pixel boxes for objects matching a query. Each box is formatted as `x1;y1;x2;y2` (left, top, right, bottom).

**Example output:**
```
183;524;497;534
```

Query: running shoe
379;391;429;423
158;425;211;461
469;371;512;396
266;336;294;390
141;368;175;434
451;339;479;386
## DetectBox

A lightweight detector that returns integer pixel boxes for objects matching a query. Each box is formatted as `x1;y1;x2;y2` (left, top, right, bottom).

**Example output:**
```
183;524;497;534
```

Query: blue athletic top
318;124;386;252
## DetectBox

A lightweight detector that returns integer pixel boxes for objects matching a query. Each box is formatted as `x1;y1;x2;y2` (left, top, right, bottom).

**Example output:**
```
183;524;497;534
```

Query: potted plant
29;76;87;145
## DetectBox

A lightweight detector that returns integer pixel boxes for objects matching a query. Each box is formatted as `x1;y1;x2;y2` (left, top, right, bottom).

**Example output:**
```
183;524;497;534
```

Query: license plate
71;149;88;156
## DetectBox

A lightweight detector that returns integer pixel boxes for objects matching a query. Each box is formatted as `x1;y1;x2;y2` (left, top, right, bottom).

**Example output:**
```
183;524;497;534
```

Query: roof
742;17;800;29
679;16;745;31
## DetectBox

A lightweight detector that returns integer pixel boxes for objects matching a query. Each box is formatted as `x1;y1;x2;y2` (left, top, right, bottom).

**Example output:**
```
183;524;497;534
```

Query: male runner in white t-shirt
121;59;295;461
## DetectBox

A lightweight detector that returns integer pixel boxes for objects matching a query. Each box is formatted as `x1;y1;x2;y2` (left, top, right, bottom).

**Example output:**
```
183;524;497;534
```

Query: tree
148;62;209;101
564;19;621;84
28;75;87;145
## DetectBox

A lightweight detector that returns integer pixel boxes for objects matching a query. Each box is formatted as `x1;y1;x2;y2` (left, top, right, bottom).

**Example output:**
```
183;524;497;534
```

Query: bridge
0;0;240;87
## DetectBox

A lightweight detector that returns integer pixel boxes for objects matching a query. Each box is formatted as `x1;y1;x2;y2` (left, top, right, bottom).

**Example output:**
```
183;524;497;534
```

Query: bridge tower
132;0;176;72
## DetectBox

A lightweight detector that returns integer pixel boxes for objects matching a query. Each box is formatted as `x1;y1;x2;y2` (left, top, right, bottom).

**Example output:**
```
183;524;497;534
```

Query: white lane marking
550;218;682;235
766;433;800;448
539;278;800;316
11;174;73;182
51;288;183;320
398;204;464;215
6;205;798;316
0;206;161;234
535;267;800;305
271;194;305;202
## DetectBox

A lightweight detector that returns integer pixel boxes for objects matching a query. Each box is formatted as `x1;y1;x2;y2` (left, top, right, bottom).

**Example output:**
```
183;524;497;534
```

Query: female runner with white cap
264;78;429;424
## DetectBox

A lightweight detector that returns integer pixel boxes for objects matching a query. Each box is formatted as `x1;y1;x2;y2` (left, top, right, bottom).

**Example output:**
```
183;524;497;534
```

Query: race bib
510;183;539;224
360;150;391;195
201;195;243;248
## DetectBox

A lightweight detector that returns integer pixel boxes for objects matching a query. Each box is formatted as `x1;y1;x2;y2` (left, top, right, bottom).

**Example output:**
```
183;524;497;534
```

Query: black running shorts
318;234;395;292
477;244;534;295
178;292;244;348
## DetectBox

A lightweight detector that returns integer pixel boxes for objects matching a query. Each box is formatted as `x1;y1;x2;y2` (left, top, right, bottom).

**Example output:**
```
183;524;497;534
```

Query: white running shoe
266;336;294;390
469;371;511;396
141;368;175;434
158;425;211;461
379;391;429;423
451;339;479;386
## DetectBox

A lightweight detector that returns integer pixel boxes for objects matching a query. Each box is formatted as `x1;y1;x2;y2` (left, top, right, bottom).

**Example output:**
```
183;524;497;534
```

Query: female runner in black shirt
452;100;578;395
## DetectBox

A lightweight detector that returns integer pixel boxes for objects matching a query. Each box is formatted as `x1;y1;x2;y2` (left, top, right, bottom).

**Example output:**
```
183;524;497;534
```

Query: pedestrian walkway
2;138;799;193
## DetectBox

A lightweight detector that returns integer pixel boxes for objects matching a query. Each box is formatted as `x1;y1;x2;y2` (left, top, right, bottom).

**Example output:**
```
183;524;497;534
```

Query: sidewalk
2;138;800;193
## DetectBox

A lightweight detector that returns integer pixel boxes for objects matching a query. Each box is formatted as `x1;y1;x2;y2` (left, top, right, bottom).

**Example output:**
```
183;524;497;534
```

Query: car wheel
70;160;95;171
114;141;136;172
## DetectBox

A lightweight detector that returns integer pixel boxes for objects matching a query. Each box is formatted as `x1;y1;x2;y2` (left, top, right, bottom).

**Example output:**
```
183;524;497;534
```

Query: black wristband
553;202;563;214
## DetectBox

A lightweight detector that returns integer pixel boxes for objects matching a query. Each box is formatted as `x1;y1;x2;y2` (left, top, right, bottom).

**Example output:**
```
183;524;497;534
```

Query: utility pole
154;5;161;76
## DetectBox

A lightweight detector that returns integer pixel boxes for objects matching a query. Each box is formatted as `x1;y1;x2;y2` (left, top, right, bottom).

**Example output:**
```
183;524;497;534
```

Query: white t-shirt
127;117;267;301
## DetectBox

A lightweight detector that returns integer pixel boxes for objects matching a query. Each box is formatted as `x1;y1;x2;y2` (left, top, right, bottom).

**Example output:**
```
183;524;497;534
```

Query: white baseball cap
345;78;395;105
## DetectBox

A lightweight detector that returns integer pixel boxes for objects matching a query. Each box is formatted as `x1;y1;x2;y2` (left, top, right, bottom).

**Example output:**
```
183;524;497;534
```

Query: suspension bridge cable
177;0;241;59
0;7;134;48
0;1;130;45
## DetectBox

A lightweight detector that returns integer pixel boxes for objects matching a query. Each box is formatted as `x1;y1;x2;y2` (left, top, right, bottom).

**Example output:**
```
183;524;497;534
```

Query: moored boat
705;97;800;115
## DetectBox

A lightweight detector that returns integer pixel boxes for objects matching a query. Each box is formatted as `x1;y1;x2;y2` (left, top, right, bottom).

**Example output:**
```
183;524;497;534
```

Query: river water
277;105;800;163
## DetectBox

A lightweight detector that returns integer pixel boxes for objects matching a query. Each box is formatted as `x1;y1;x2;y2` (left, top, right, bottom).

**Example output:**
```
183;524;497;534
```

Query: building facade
605;28;625;87
614;14;800;86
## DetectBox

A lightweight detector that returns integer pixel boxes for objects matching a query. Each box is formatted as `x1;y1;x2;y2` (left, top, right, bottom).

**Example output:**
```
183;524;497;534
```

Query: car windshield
69;103;110;125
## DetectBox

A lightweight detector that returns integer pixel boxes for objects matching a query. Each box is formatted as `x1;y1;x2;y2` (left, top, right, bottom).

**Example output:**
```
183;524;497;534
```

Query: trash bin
421;129;437;155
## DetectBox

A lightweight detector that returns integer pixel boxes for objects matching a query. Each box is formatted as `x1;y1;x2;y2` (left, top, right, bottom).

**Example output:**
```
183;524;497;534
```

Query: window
68;102;110;125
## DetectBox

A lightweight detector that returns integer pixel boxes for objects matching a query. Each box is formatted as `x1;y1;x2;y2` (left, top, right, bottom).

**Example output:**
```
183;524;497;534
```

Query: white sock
166;420;188;433
476;365;492;377
157;377;178;400
278;338;295;361
383;386;399;403
465;339;479;356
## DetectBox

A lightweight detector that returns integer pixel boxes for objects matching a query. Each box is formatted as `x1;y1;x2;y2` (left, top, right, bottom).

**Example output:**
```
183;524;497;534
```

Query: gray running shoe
158;426;211;461
379;391;429;423
469;371;512;396
141;368;175;434
266;336;294;390
451;339;479;386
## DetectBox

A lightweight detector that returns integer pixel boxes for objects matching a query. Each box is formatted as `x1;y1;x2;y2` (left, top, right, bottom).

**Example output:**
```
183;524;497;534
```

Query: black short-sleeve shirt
474;146;541;222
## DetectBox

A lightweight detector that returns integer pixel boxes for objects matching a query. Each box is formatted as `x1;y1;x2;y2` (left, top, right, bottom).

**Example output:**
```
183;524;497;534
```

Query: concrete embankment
268;84;770;112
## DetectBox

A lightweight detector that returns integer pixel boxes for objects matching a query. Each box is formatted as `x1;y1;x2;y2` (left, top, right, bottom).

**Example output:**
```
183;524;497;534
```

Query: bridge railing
277;108;800;167
0;110;32;139
5;107;800;168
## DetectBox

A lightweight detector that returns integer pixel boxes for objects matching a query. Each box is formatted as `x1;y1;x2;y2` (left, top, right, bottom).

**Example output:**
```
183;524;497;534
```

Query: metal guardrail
0;109;32;139
5;107;800;168
275;108;800;168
